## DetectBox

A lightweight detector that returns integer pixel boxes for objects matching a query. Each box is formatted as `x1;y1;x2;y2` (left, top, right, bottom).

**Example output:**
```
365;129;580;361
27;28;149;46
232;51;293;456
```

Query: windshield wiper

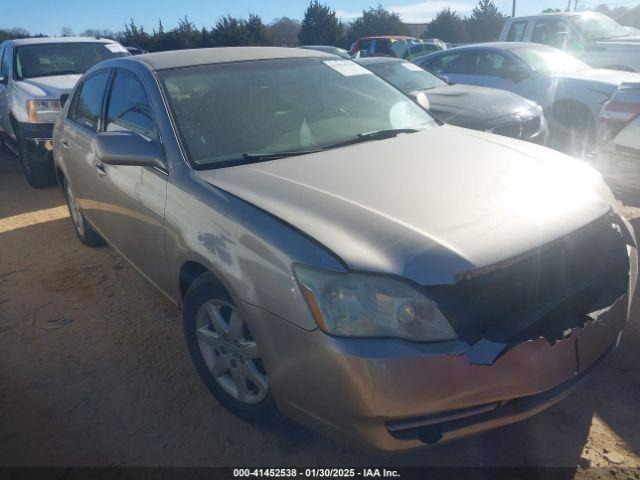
242;149;324;161
323;128;421;149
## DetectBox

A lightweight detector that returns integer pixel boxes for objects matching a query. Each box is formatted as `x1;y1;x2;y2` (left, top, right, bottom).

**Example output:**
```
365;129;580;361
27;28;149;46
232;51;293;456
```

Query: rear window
15;42;128;80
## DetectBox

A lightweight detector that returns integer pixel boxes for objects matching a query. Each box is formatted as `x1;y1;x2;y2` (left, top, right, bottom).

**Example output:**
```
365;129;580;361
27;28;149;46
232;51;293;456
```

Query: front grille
427;214;630;345
491;122;522;139
522;116;541;138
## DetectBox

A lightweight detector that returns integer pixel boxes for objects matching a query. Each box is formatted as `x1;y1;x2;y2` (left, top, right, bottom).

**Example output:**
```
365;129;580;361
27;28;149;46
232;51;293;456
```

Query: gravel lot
1;151;639;475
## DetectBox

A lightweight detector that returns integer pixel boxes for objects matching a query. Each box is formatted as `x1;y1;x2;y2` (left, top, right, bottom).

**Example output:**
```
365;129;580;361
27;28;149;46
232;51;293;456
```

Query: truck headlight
293;264;457;342
26;99;61;123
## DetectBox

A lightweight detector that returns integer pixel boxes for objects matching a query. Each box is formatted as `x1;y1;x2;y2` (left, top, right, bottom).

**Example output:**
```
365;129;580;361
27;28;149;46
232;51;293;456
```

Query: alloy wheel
195;300;268;404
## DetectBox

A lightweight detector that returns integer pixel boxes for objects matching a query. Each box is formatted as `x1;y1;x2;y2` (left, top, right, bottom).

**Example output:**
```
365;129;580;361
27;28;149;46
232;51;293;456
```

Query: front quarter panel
163;163;346;331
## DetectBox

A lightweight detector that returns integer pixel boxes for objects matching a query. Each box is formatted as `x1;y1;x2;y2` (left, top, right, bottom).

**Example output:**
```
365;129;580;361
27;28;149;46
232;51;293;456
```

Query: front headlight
26;99;61;123
293;264;457;342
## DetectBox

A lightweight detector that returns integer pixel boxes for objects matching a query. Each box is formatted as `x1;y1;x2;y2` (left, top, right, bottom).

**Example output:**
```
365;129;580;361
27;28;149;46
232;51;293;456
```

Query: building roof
133;46;334;71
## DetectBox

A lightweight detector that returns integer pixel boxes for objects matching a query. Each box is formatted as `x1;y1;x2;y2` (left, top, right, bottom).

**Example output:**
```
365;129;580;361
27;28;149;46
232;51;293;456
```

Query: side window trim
102;67;162;144
67;68;112;133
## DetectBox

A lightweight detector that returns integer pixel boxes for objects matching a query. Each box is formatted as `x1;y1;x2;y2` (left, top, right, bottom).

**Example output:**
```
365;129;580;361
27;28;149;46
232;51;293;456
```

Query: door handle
96;162;107;176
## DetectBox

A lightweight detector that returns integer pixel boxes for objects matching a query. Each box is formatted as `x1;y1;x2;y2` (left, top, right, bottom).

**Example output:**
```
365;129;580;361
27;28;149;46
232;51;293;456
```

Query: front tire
62;178;105;247
183;273;279;422
16;130;56;188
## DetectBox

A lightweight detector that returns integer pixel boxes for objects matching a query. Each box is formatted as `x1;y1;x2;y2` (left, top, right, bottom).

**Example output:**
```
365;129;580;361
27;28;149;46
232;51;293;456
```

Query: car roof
10;36;120;46
130;46;335;71
509;11;601;20
358;36;415;41
422;41;544;54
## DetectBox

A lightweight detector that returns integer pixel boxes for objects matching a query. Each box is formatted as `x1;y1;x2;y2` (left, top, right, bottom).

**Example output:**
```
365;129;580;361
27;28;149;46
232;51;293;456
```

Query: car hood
421;84;538;128
556;68;640;90
15;74;82;98
197;126;613;285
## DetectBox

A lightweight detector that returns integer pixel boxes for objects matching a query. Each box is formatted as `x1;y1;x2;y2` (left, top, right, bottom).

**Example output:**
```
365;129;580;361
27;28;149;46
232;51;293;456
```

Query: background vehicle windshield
15;43;127;80
511;45;590;73
572;14;630;40
160;58;437;168
365;61;447;93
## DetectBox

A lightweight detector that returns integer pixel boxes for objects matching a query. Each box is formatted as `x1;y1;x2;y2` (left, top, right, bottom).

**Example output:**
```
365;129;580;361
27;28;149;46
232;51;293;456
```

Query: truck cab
500;12;640;72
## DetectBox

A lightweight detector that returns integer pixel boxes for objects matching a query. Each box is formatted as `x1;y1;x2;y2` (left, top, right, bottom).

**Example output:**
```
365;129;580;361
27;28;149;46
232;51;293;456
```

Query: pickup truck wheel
16;131;56;188
183;273;279;423
547;103;595;158
62;178;105;247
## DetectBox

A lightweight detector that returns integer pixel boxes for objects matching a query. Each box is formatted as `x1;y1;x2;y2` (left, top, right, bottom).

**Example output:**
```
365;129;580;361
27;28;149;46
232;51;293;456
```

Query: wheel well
549;100;594;126
179;261;218;298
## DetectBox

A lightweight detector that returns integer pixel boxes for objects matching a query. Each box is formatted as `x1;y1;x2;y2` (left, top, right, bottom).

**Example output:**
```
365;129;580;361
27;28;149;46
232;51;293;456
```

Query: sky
1;0;638;35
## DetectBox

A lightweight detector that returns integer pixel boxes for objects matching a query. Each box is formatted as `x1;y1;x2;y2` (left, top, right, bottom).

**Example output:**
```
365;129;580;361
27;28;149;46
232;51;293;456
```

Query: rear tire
62;177;105;247
183;272;280;423
547;103;595;158
16;129;56;188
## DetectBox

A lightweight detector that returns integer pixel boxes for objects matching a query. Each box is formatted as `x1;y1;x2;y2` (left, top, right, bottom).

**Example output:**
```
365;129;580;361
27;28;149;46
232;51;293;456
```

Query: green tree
298;1;343;46
211;14;271;47
423;8;470;43
268;17;301;46
120;18;152;50
347;4;409;46
466;0;507;42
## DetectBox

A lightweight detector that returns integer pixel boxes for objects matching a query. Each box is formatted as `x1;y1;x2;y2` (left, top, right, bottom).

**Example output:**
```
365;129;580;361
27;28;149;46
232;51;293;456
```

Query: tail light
600;98;640;124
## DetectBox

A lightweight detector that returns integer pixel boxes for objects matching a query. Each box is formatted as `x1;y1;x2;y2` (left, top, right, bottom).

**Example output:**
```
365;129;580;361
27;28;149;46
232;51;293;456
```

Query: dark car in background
356;57;547;143
350;36;445;60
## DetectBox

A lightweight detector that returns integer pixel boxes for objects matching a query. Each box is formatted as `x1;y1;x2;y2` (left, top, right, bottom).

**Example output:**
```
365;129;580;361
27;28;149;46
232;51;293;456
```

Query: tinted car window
531;19;570;48
373;40;392;56
358;40;373;55
424;52;472;74
70;71;110;131
475;52;517;77
105;69;157;139
0;46;6;77
15;43;127;80
506;21;528;41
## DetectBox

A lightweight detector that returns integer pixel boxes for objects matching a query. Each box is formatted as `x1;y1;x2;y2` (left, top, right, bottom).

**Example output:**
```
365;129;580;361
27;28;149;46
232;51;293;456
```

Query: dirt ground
1;151;639;477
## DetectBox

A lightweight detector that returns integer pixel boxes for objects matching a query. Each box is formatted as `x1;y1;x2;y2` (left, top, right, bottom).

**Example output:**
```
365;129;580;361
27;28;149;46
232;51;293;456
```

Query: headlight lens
293;265;457;342
26;99;61;123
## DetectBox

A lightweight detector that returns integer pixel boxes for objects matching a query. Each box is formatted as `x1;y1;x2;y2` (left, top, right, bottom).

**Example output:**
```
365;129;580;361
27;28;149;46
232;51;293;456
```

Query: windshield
15;42;128;80
511;45;590;73
572;13;630;40
160;58;437;168
364;60;447;94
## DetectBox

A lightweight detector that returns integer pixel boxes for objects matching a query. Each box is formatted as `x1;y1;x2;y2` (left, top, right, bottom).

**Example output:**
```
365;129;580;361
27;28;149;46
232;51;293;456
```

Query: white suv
0;37;128;187
500;12;640;73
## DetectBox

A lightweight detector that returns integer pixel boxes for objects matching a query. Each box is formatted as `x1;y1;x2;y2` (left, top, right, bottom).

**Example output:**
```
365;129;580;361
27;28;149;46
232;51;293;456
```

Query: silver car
415;42;640;156
0;37;128;187
53;47;637;454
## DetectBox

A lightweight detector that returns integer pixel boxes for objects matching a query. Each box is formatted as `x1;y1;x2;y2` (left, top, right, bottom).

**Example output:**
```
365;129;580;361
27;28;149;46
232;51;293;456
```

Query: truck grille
426;214;630;345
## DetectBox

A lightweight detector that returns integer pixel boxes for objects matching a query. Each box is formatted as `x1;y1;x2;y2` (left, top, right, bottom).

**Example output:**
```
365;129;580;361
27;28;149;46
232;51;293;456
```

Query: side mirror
60;93;69;108
96;130;164;169
409;90;431;110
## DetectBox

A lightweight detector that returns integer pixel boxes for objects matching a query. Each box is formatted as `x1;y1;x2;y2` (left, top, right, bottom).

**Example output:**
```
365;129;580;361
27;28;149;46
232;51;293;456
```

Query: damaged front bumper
247;212;637;454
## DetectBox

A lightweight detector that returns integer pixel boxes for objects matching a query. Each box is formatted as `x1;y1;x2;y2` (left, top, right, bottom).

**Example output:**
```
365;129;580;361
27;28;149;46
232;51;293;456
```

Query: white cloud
337;1;476;24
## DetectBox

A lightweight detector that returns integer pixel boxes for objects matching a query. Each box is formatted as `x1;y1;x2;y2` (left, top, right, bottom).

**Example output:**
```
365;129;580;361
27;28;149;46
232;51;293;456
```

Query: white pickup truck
499;12;640;72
